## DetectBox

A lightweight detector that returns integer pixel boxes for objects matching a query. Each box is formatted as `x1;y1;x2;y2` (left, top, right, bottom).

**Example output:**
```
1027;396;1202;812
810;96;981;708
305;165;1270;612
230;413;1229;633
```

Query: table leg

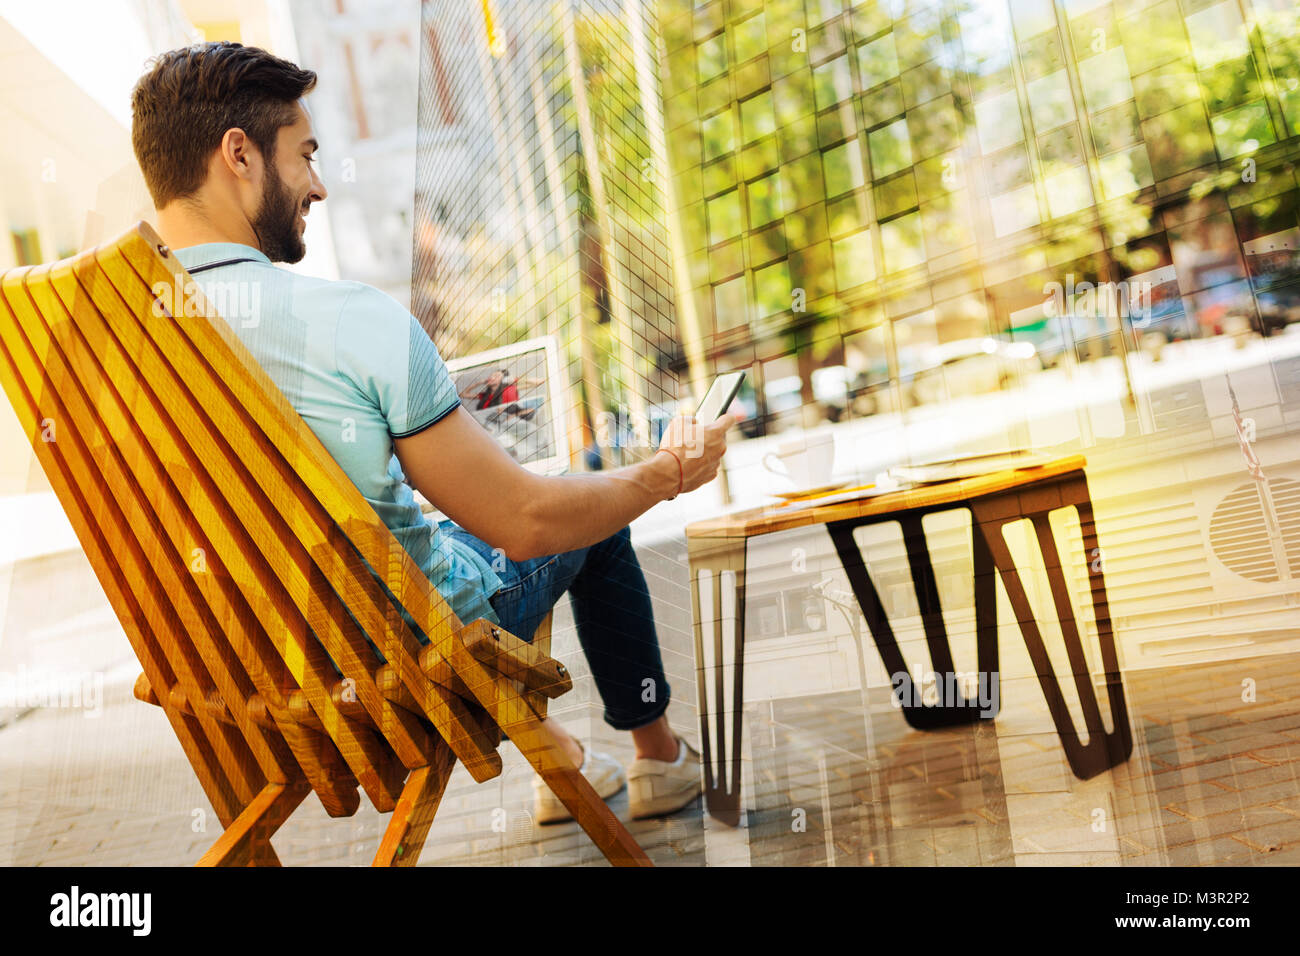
970;481;1132;780
686;535;747;827
827;517;999;729
900;513;1002;720
1066;477;1133;770
971;510;1002;718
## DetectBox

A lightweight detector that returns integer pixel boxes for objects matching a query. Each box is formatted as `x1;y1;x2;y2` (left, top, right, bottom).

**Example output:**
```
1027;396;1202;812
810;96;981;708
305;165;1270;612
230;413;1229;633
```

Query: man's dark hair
131;41;317;207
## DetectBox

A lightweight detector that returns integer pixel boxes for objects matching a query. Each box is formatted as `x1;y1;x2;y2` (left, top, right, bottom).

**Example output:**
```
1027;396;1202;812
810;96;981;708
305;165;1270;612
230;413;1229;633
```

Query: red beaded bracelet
658;448;683;500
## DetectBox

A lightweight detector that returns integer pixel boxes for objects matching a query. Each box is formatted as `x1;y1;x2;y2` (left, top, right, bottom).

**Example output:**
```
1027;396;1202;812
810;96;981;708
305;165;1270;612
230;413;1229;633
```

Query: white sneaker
627;735;703;819
532;742;627;825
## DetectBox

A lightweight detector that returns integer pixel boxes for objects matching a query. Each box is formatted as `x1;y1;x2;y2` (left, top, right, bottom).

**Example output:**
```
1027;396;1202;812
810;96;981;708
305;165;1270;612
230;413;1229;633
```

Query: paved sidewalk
3;529;1300;866
0;535;708;866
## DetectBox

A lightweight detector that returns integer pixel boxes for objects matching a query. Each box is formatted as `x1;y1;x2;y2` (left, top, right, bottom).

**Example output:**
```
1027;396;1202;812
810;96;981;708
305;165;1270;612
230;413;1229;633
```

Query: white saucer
769;480;853;501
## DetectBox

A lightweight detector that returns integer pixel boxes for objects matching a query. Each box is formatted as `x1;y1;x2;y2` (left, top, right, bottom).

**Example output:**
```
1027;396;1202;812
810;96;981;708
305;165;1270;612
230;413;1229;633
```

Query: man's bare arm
393;407;734;561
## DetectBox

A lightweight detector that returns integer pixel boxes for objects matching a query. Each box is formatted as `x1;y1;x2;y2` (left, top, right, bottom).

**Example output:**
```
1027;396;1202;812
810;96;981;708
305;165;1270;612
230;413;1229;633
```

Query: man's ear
218;128;259;180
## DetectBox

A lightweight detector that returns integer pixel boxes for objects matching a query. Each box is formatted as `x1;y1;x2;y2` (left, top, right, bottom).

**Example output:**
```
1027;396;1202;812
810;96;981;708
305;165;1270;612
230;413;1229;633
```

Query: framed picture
445;335;571;476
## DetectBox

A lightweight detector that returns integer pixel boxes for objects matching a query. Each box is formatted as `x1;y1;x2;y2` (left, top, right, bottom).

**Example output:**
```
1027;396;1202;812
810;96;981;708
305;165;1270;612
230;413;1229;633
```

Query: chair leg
512;710;652;866
467;664;650;866
247;843;282;866
373;742;457;867
197;780;309;866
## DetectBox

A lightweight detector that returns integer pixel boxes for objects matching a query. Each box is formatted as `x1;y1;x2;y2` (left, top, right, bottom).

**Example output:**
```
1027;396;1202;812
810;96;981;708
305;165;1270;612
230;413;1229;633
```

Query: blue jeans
441;523;672;731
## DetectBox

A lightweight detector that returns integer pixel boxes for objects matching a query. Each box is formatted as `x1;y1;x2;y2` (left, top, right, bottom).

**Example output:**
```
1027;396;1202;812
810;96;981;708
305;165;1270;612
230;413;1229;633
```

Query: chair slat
113;229;504;781
373;662;500;746
14;265;276;811
53;255;363;814
37;265;314;790
0;275;253;826
86;249;407;812
136;670;394;739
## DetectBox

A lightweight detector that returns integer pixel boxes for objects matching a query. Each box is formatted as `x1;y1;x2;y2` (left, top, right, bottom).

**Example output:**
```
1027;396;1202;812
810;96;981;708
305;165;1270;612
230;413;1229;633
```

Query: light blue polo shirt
174;243;503;636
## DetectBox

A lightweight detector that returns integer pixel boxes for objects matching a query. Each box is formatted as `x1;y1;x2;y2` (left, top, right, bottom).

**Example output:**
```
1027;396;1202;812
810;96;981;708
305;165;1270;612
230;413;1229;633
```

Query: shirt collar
172;242;273;271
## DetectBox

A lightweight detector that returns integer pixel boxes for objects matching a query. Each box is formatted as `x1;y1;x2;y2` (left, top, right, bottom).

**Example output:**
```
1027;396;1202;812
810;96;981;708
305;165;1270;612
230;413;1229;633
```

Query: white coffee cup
762;432;835;488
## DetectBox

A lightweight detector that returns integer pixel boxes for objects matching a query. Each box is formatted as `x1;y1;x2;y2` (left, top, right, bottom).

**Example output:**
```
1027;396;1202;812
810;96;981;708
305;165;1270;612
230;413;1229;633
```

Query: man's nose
310;166;328;202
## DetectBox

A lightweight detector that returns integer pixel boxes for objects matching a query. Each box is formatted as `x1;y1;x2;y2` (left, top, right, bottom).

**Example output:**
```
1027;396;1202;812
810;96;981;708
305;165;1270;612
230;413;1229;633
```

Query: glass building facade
413;0;1300;672
412;0;683;471
655;0;1300;654
655;0;1300;456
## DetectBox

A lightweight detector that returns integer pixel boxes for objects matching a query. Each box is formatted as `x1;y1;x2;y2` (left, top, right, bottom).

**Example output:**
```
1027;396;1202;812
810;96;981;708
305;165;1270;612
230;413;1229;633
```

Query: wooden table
685;454;1132;826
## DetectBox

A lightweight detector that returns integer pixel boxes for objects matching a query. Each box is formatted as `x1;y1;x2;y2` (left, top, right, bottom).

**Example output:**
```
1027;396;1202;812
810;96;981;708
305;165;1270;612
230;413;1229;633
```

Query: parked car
907;337;1042;406
1256;284;1300;336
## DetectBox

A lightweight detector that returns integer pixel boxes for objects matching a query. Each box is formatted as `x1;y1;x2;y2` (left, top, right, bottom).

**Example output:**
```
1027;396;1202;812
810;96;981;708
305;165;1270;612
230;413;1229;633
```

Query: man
130;42;735;823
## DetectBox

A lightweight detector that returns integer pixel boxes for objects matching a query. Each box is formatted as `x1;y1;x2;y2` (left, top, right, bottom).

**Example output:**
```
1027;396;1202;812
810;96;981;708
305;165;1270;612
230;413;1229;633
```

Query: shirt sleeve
335;283;460;438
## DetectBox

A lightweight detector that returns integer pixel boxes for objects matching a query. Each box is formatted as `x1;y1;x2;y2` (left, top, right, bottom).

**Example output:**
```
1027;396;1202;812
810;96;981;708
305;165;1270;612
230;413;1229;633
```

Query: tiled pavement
2;534;1299;866
741;653;1300;866
0;536;712;867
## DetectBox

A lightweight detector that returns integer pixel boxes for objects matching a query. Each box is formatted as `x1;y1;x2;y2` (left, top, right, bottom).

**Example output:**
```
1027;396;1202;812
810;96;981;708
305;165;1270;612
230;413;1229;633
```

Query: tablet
694;370;746;423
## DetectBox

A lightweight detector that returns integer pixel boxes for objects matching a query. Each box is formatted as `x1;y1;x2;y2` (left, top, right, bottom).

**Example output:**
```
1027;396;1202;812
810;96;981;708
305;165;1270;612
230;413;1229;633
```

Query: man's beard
251;158;307;264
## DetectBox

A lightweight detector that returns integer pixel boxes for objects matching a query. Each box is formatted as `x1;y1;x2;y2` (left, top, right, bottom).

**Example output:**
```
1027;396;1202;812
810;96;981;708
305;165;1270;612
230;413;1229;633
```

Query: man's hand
394;407;737;561
654;412;736;497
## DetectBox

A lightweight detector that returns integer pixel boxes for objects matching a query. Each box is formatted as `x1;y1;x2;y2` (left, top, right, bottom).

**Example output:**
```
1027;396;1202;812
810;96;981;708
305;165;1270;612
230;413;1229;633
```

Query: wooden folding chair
0;222;651;867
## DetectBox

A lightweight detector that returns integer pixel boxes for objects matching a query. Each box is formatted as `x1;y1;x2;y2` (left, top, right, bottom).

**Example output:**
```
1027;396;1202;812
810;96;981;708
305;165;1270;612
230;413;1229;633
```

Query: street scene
0;0;1297;885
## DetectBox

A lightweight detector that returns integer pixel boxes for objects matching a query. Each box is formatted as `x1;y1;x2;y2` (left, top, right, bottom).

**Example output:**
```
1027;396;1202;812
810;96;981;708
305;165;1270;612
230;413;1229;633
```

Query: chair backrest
0;222;505;827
